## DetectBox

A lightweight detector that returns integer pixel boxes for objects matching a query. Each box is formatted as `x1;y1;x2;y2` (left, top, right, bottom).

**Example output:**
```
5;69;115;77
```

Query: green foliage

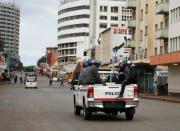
37;56;46;65
23;66;35;72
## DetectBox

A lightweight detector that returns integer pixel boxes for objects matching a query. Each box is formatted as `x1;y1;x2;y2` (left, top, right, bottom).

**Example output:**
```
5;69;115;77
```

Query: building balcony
126;0;136;9
125;39;136;48
155;2;169;15
155;28;168;39
128;19;136;28
150;51;180;66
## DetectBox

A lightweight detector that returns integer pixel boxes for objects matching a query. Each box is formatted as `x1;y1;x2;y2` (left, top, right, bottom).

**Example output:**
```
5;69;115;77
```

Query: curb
140;95;180;104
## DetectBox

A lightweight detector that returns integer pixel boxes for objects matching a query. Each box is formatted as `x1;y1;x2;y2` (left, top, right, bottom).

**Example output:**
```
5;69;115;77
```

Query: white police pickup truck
73;71;139;120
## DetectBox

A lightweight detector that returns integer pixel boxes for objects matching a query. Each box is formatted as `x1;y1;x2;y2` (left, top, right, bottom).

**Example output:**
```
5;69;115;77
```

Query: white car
52;77;58;82
25;77;37;89
68;78;72;83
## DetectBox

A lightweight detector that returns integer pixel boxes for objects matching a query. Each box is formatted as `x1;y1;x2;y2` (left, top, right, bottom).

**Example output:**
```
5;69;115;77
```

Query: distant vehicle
52;77;58;82
68;78;72;83
25;76;37;89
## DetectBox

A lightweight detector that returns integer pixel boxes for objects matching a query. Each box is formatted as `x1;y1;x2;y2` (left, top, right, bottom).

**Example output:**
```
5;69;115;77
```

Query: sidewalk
0;81;7;86
140;93;180;103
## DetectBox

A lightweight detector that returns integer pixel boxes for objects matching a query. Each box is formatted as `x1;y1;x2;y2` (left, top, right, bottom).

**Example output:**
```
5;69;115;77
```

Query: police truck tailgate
93;84;135;100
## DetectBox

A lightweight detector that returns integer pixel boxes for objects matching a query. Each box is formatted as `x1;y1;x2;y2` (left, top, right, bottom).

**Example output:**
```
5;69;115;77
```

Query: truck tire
83;101;92;120
125;107;135;120
74;97;81;115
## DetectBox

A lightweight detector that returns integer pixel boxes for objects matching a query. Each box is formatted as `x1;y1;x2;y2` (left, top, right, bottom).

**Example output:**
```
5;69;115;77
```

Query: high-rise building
57;0;131;70
0;2;20;55
0;2;20;69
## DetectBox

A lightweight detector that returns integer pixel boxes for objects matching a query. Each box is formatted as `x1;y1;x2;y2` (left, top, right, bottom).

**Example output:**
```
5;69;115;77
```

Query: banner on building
0;62;7;70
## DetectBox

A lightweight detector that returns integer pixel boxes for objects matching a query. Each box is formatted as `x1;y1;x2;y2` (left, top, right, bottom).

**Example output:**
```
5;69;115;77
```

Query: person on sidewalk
153;81;158;96
60;77;64;87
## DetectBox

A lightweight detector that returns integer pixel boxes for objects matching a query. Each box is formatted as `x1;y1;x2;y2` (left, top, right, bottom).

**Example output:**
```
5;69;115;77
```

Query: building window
155;24;158;30
165;19;169;28
140;9;143;21
145;26;148;35
165;44;168;53
58;23;89;32
100;6;107;12
160;22;163;29
140;30;143;41
58;6;89;15
58;14;89;23
155;47;157;55
99;23;107;28
111;16;118;21
145;4;148;14
160;46;163;54
111;24;118;27
144;48;147;58
58;32;89;39
111;6;118;13
100;15;107;20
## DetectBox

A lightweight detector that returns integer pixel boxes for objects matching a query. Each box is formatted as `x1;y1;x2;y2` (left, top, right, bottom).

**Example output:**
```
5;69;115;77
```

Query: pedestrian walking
153;81;158;96
20;76;23;84
7;76;10;84
14;75;17;83
49;77;53;87
60;77;64;87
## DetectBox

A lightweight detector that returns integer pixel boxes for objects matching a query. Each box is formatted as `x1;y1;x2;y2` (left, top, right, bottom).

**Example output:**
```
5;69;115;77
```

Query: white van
25;77;37;89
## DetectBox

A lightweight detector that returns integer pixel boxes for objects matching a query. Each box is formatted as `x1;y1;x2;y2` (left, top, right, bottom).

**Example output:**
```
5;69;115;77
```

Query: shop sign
0;62;7;70
156;66;168;77
113;28;128;34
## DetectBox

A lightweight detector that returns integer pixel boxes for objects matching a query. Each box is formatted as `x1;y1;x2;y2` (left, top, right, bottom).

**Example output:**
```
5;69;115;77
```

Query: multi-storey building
46;47;58;75
151;0;180;95
126;0;169;93
0;2;20;69
57;0;132;70
0;2;20;56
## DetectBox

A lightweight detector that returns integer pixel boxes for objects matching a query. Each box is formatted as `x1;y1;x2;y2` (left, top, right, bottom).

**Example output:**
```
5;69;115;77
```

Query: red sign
113;28;128;34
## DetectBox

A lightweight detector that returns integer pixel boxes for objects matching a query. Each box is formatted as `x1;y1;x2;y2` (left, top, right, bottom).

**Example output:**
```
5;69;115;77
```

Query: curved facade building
57;0;90;69
57;0;131;69
0;2;20;55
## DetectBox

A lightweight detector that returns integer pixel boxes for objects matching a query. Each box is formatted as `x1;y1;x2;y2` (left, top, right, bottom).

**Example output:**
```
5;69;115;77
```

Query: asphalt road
0;76;180;131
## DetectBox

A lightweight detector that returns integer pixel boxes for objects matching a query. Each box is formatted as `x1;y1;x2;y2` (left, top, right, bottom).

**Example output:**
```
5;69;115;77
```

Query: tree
23;66;35;72
37;55;46;65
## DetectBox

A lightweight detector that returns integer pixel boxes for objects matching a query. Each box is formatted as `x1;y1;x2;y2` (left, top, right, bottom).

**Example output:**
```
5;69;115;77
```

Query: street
0;76;180;131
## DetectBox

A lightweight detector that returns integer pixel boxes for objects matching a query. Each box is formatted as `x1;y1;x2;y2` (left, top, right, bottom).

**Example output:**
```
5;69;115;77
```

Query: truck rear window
99;73;118;83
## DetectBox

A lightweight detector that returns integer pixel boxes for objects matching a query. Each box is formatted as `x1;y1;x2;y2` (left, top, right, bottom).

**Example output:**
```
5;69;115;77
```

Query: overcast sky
19;0;59;66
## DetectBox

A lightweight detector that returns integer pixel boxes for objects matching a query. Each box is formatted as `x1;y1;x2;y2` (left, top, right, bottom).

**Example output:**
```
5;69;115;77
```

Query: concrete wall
168;65;180;93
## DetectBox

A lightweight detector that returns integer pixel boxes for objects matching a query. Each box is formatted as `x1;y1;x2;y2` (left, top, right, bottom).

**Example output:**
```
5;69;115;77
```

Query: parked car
25;76;37;89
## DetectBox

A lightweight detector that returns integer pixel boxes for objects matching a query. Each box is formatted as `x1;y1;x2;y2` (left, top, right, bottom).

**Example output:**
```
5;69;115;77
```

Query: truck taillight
88;87;94;98
134;86;138;98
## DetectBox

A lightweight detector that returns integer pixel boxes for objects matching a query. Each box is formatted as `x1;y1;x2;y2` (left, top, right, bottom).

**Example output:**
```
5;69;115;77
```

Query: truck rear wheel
74;97;81;115
83;101;92;120
125;107;135;120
